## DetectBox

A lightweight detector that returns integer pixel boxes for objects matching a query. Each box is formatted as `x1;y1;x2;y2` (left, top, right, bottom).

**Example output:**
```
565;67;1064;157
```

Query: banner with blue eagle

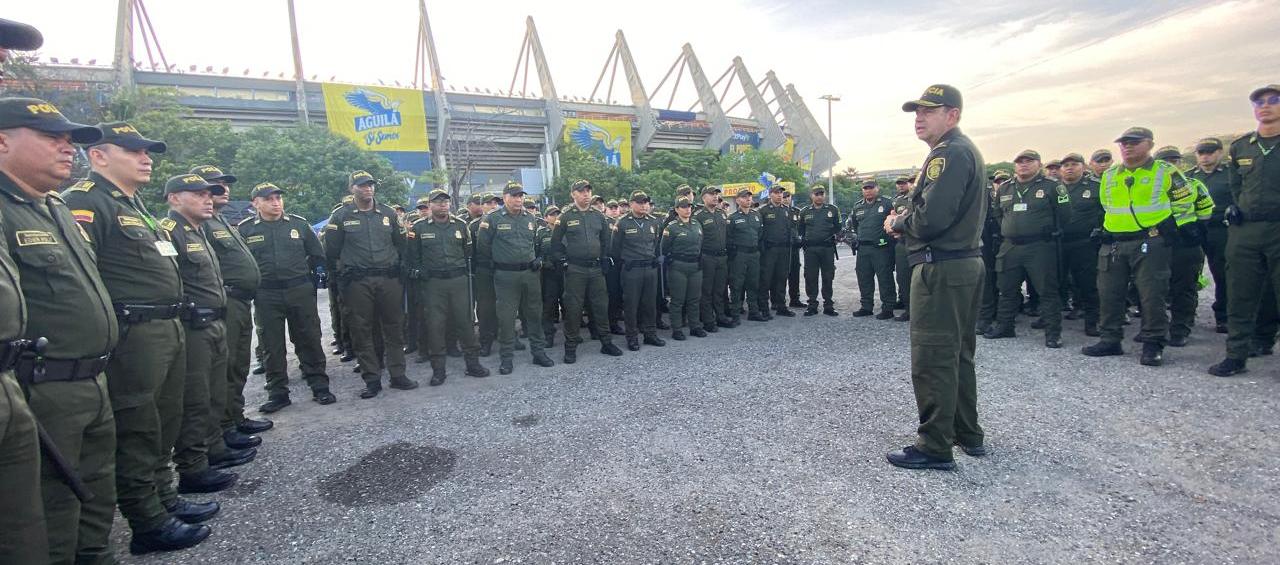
563;118;633;171
320;83;431;173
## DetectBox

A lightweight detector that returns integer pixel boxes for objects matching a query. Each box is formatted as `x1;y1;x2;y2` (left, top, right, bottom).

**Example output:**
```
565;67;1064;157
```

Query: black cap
570;179;592;192
769;184;787;193
1114;127;1153;143
675;196;693;208
503;181;526;196
251;182;283;199
590;194;606;204
427;188;450;202
189;164;237;184
1014;149;1041;162
902;84;962;112
1154;145;1182;161
0;18;43;51
1195;138;1223;152
90;121;166;152
811;185;827;194
0;98;102;144
349;170;376;186
1090;149;1113;162
894;176;910;184
630;190;651;203
861;179;878;189
545;205;561;216
700;185;721;195
1060;153;1085;165
165;173;225;196
734;187;753;198
467;193;484;205
1249;84;1280;102
1045;159;1062;168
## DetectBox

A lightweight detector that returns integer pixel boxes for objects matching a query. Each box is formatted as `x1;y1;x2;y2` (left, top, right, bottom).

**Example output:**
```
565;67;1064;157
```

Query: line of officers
0;98;340;562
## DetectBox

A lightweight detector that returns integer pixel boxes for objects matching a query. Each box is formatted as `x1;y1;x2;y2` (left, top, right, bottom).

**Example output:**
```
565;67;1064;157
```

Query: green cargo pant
978;241;996;325
854;243;896;313
668;260;703;330
108;318;185;533
495;269;547;359
541;266;564;339
699;254;729;328
996;241;1061;336
173;320;228;477
1060;238;1100;325
422;274;481;358
622;263;659;338
224;296;253;429
344;275;407;385
0;370;48;564
896;241;912;312
910;257;984;460
562;264;612;347
474;268;498;347
758;245;790;312
25;374;116;564
256;283;330;399
327;279;350;352
1225;222;1280;360
804;245;837;307
1168;243;1206;340
729;250;761;318
788;242;802;303
1204;224;1228;325
1098;236;1171;345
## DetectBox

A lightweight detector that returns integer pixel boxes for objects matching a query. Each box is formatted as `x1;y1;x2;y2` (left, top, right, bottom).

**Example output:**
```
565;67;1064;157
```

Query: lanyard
1257;138;1276;157
125;195;159;231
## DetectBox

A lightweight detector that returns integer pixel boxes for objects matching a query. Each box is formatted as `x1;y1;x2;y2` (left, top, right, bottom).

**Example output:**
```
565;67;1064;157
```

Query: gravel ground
111;255;1280;564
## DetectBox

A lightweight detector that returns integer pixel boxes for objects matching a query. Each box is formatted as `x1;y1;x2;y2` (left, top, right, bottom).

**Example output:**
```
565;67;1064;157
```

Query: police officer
1057;153;1103;336
65;122;213;551
613;191;665;350
1044;159;1062;181
1089;149;1113;179
477;183;555;374
892;176;915;321
986;150;1070;348
239;182;336;408
469;193;501;355
1155;145;1214;347
849;179;896;318
325;194;357;362
539;205;564;346
783;191;804;309
727;188;764;323
192;165;272;448
662;196;704;340
800;184;842;316
976;171;1006;333
885;84;986;470
1190;138;1232;333
758;185;795;317
550;180;623;363
1082;127;1199;366
404;189;490;384
693;186;732;331
0;97;122;562
326;171;417;398
1209;84;1280;376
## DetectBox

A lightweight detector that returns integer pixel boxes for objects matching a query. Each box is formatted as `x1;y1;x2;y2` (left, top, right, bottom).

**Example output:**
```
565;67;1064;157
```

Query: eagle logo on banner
569;121;624;168
344;89;403;143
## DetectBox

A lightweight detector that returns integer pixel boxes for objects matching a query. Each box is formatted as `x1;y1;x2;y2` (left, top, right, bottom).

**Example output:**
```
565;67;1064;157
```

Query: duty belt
762;240;790;249
1004;234;1054;245
732;245;759;253
671;254;701;264
1100;229;1159;243
907;248;981;267
567;258;601;268
624;259;658;270
424;267;468;279
701;249;727;257
0;339;32;372
15;352;111;384
806;241;838;248
258;275;312;290
344;267;399;280
113;303;185;324
493;261;534;271
224;285;256;301
1060;232;1092;243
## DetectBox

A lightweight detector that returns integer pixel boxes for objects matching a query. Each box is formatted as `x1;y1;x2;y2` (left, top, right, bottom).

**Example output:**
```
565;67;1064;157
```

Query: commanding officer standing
727;187;764;323
849;179;896;319
0;98;119;562
613;191;665;350
799;185;842;316
1190;138;1232;333
1210;85;1280;376
1082;127;1198;366
477;182;555;374
1155;146;1214;347
884;84;987;471
892;176;915;321
65;123;213;552
239;183;336;408
758;185;795;317
693;186;732;331
192;165;272;447
404;189;490;384
326;171;417;398
1057;153;1103;336
662;196;705;341
550;180;623;363
986;150;1070;348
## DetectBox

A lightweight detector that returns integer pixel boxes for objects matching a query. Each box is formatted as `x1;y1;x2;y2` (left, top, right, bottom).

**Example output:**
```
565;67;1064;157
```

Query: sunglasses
1252;94;1280;108
1094;156;1112;163
1118;139;1146;147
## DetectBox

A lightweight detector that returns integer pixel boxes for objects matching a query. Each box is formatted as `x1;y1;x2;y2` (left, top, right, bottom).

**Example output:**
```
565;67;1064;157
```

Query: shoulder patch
926;157;946;181
65;180;95;193
159;218;177;231
288;213;310;223
237;216;254;226
72;209;95;223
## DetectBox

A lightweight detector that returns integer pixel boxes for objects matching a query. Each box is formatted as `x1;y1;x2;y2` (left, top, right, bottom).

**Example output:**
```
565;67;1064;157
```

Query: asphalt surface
112;254;1280;564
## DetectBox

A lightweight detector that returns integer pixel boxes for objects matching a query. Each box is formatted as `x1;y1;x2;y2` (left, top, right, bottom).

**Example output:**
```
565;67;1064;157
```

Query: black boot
1084;321;1100;337
627;336;641;351
359;383;381;399
775;308;796;317
1045;334;1062;349
258;395;291;414
885;445;955;470
875;310;894;320
389;376;420;390
563;345;577;364
601;341;623;356
129;517;211;555
209;446;256;470
312;388;337;405
982;325;1016;339
236;418;273;435
339;351;356;363
429;358;447;386
1208;357;1247;377
804;304;819;316
1140;342;1164;366
824;305;839;317
222;429;261;449
610;322;627;335
499;358;514;375
531;351;555;367
446;342;463;358
851;309;873;317
643;334;666;347
164;498;220;524
1081;341;1123;357
177;469;237;494
689;327;707;338
479;340;493;357
671;329;686;341
464;356;490;377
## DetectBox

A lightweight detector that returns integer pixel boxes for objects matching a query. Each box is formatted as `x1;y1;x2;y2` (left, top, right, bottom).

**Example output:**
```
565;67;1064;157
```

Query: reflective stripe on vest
1100;161;1173;232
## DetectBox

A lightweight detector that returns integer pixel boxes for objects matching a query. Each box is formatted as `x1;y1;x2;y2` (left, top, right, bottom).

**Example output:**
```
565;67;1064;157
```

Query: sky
7;0;1280;172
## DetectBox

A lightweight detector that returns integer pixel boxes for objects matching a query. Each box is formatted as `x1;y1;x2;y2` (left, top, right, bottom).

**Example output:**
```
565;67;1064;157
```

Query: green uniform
661;217;704;330
1059;176;1103;327
469;216;499;349
1224;131;1280;361
800;202;842;309
727;206;762;318
163;212;230;479
206;211;261;430
477;207;547;359
991;174;1070;337
550;205;613;347
977;186;999;328
537;221;562;342
239;214;330;398
405;214;481;359
757;201;794;312
1168;176;1214;342
693;203;730;329
325;200;407;387
1190;164;1232;325
64;173;186;534
786;204;803;305
849;196;896;313
889;127;986;461
893;192;913;313
612;213;661;338
2;172;118;563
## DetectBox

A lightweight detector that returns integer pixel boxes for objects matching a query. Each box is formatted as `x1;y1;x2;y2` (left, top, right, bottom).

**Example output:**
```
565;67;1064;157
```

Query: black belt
424;267;468;279
732;246;759;254
567;258;601;268
624;259;658;270
1004;234;1054;245
1101;230;1156;242
343;267;399;280
493;262;534;271
114;303;185;324
15;352;111;384
762;240;790;249
1060;232;1092;243
259;275;312;290
472;260;493;270
671;254;701;264
702;249;727;257
807;241;838;248
225;285;256;300
183;306;226;330
907;248;981;267
0;339;32;372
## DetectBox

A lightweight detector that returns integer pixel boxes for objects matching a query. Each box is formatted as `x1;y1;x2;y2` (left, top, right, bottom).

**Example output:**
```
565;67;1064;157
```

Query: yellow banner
720;181;796;196
321;84;430;152
564;118;632;171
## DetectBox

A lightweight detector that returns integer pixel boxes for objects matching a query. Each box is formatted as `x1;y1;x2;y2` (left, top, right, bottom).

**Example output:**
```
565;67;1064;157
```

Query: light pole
818;94;841;199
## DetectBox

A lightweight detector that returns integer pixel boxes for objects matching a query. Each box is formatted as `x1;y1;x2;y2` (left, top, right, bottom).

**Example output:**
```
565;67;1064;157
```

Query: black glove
312;265;328;289
600;257;612;277
1089;228;1103;244
1226;205;1243;226
530;258;544;271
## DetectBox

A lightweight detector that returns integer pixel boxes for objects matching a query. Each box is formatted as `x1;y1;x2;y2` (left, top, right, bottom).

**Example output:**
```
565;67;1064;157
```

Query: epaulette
159;218;178;231
64;180;95;193
288;213;309;223
48;191;66;203
237;216;256;226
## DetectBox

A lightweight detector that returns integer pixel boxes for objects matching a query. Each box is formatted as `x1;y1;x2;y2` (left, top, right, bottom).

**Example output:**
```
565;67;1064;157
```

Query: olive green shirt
661;217;703;258
238;214;324;282
1228;132;1280;218
611;212;659;262
992;173;1071;241
692;204;728;254
1189;164;1232;223
406;215;471;271
0;172;117;358
163;212;226;309
207;211;261;292
892;127;987;254
62;172;184;305
799;203;842;244
849;197;893;245
758;202;793;245
1061;177;1103;238
477;206;540;265
324;200;404;271
550;205;610;263
0;212;24;342
727;208;762;250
